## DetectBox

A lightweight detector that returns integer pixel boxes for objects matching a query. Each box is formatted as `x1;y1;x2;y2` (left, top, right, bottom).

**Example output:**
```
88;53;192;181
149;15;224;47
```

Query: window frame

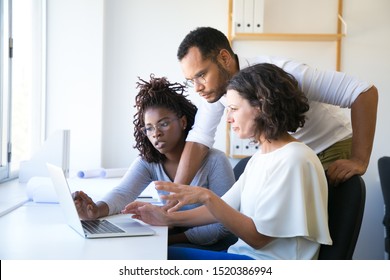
0;0;46;183
0;0;11;181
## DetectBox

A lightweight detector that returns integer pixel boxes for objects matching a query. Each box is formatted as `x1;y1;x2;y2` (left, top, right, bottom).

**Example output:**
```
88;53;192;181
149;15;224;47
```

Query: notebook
46;163;155;238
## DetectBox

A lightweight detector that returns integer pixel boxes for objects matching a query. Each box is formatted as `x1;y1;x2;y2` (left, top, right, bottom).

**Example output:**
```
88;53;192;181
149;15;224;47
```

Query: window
0;0;46;182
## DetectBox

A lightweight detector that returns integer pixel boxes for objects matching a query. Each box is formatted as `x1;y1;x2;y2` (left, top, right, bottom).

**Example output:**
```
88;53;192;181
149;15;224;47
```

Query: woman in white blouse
122;64;332;260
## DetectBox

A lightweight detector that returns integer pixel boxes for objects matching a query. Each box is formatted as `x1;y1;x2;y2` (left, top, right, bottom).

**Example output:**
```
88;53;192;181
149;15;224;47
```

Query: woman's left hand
154;181;210;212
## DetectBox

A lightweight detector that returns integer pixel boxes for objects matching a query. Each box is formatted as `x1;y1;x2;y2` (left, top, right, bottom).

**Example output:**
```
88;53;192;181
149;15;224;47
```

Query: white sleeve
221;180;243;211
186;99;225;148
277;58;372;108
253;149;330;244
301;68;372;108
245;56;372;108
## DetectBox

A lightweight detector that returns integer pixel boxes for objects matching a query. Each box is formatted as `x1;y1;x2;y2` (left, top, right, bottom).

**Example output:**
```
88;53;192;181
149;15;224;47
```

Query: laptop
46;163;155;238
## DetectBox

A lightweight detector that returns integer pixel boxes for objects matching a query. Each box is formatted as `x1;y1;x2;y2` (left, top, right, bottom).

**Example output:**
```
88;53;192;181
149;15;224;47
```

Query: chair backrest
378;156;390;259
318;175;366;260
233;156;251;181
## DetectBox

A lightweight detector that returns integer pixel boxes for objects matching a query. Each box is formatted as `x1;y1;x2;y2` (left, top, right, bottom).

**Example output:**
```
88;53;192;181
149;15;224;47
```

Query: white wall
341;0;390;260
101;0;228;168
46;0;104;171
46;0;390;259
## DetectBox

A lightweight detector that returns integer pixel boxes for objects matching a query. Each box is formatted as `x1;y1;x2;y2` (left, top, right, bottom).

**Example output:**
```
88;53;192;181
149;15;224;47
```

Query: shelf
232;32;345;42
230;155;253;159
231;11;347;42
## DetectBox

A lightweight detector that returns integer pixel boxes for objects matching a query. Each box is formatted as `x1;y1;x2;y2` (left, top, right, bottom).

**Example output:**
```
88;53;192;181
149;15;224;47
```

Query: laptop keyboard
81;219;125;234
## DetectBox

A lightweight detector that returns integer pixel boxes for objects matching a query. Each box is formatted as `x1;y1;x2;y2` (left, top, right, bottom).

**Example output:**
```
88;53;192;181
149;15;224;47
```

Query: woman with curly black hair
132;75;196;164
123;64;332;260
73;75;236;250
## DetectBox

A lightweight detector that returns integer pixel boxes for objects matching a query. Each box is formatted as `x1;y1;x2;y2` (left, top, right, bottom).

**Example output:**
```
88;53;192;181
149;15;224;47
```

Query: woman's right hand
122;201;170;226
72;190;100;220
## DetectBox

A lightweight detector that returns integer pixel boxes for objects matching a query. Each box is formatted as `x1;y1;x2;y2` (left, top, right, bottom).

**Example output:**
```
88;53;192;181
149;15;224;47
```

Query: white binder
244;0;254;33
233;0;245;33
230;129;243;156
254;0;265;33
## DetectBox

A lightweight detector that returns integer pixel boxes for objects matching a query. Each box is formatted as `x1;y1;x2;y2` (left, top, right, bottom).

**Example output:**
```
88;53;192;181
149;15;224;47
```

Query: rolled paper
76;168;104;178
100;168;128;178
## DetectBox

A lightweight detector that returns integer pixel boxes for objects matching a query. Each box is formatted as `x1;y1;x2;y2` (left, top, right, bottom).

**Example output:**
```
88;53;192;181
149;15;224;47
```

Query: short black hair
177;27;234;62
133;75;197;163
227;63;309;141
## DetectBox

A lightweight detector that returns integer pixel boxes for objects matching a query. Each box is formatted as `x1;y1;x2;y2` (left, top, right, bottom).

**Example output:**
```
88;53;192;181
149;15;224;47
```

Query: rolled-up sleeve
243;56;373;109
301;68;372;108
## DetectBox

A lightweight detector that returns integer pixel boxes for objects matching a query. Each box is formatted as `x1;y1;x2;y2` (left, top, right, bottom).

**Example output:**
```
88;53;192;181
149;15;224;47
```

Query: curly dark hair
177;27;234;62
133;75;197;163
226;63;309;141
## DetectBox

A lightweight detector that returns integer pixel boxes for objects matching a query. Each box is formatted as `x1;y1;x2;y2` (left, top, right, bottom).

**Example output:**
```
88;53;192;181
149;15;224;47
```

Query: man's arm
174;98;226;184
327;86;378;185
174;141;209;184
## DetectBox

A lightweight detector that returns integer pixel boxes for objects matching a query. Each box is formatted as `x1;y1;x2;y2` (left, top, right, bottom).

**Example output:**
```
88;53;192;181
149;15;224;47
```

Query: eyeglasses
184;73;207;88
184;60;214;88
141;118;180;136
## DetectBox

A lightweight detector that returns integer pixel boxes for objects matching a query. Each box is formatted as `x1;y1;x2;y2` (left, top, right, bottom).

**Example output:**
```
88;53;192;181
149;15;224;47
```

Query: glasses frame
141;118;180;136
183;60;215;87
184;74;207;88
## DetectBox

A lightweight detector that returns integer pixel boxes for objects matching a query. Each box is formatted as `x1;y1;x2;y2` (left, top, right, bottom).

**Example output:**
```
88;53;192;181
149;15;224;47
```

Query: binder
233;0;245;33
242;139;252;156
244;0;254;33
254;0;265;33
230;129;243;156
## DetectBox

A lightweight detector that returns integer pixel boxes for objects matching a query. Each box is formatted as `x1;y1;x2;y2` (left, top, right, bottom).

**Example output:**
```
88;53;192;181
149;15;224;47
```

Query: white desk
0;178;167;260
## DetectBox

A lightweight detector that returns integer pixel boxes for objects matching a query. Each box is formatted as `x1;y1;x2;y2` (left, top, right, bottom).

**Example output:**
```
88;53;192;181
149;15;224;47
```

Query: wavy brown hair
227;63;309;142
133;75;197;163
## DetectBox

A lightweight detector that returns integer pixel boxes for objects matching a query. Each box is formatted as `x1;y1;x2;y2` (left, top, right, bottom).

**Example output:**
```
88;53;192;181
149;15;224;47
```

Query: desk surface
0;178;167;260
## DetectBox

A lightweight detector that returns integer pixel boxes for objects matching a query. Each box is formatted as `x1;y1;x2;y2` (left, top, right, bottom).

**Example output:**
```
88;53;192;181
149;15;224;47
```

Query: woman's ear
254;106;261;117
180;115;188;130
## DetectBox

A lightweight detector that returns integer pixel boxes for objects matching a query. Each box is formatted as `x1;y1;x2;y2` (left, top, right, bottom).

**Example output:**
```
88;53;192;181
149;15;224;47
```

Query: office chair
318;175;366;260
378;156;390;259
233;156;251;181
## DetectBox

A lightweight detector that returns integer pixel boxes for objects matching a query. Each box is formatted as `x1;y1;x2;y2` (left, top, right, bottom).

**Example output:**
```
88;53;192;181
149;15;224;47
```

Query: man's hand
326;158;367;186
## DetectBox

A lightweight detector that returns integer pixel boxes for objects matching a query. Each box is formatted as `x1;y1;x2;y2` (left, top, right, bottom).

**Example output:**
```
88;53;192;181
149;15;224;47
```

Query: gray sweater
101;148;236;245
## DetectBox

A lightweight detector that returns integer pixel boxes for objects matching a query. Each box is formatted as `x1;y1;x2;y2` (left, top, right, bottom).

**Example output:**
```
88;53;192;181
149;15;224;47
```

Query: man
174;26;378;187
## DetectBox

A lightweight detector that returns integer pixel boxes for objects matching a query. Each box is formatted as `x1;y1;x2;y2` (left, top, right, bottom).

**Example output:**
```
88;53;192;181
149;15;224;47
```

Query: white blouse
223;142;332;259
